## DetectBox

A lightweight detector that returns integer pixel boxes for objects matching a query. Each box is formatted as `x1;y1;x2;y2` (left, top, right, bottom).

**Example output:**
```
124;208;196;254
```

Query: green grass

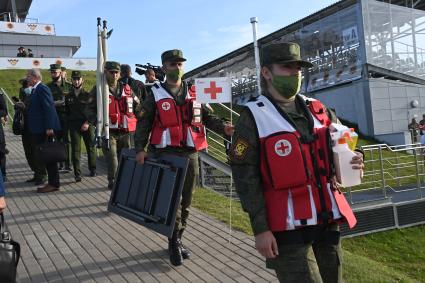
0;69;97;116
0;69;98;154
192;187;425;282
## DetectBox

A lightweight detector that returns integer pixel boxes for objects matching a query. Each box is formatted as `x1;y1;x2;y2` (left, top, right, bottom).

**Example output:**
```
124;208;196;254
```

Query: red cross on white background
204;81;222;100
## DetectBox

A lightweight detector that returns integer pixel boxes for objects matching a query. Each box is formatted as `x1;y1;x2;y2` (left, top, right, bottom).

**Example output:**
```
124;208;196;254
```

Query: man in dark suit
26;69;62;193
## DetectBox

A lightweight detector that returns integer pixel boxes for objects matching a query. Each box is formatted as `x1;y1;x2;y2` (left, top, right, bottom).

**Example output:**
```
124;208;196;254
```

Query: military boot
178;229;191;260
168;231;183;266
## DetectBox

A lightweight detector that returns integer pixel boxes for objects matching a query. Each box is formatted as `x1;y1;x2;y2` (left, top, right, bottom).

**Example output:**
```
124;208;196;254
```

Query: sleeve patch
232;137;250;160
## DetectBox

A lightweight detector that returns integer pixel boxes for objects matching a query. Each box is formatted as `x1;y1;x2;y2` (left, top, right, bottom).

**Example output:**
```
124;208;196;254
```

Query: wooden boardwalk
4;130;277;283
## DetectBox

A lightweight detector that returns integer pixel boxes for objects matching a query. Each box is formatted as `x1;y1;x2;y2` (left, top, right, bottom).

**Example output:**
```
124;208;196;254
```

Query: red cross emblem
204;81;222;100
162;101;171;111
275;139;292;157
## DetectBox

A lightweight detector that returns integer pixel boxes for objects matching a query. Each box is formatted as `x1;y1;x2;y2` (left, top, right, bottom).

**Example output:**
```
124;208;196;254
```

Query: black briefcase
37;138;66;164
0;213;20;283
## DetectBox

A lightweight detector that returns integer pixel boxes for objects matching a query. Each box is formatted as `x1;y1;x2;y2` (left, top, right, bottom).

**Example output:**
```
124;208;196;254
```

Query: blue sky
30;0;337;75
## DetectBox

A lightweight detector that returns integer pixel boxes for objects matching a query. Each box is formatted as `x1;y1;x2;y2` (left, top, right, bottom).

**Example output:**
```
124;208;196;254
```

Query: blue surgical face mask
24;87;32;95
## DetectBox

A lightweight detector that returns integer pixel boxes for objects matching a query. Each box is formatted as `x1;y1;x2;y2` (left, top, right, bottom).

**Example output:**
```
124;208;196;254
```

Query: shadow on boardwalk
4;131;277;283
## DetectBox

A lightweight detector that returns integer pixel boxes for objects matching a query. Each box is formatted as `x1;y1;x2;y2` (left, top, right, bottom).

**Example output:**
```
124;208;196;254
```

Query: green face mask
166;68;184;81
271;73;301;99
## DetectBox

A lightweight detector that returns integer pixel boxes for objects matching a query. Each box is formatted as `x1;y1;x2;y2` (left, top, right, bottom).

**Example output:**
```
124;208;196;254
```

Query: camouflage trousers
102;132;131;186
267;224;342;283
70;125;97;177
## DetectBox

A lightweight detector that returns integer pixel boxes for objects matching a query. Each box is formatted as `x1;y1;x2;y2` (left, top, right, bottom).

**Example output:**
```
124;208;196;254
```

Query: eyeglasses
72;77;82;81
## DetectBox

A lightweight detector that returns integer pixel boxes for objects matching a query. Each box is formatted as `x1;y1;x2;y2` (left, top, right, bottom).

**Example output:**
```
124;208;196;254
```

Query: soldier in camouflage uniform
134;49;234;267
47;64;72;172
92;61;140;189
230;43;364;283
119;64;147;148
66;71;97;182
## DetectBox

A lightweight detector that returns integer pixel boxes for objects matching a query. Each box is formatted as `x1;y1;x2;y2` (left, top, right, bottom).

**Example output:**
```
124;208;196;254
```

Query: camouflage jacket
65;87;97;130
46;79;72;115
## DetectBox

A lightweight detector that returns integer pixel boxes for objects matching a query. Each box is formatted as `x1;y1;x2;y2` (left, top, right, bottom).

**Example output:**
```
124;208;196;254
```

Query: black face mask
52;76;60;82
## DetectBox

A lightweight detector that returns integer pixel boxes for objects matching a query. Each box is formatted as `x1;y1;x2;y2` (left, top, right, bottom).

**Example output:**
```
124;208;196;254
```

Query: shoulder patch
231;137;250;160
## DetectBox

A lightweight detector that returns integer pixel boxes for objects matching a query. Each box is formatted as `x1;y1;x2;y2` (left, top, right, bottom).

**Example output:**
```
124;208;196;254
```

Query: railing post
413;148;423;199
200;159;206;188
378;146;387;199
395;149;401;187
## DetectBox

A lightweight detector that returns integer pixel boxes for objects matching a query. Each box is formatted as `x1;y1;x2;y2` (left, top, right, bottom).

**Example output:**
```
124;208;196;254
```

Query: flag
194;77;231;104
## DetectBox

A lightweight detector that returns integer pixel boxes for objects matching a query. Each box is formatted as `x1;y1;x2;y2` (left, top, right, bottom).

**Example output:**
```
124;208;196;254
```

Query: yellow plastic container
347;128;358;151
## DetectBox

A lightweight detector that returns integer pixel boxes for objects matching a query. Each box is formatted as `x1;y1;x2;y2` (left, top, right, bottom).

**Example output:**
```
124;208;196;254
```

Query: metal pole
413;149;423;198
250;17;262;96
378;146;387;199
9;0;17;22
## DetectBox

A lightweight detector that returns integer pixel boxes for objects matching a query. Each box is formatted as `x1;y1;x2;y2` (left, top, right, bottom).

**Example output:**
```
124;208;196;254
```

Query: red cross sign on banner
194;77;232;104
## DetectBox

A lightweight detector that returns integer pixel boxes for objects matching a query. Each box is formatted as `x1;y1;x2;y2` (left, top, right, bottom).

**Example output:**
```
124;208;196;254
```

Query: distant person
66;71;97;182
0;174;6;213
119;64;144;147
0;91;7;181
47;64;72;172
91;61;139;189
145;69;158;84
119;64;146;101
408;117;420;143
27;49;34;58
17;46;27;57
26;68;62;193
61;66;68;82
16;78;38;182
419;114;425;135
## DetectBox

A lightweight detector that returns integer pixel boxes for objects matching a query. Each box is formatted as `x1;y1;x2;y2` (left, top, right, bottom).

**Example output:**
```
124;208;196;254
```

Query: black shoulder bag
0;213;20;283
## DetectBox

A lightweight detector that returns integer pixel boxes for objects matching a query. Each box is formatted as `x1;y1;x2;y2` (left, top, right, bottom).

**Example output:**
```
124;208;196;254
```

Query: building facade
185;0;425;145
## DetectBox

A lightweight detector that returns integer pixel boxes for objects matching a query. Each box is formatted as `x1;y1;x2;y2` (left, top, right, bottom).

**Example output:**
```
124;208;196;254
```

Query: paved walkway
4;131;277;283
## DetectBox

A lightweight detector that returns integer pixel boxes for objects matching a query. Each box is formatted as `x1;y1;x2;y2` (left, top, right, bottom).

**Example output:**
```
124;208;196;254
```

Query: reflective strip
326;183;342;220
186;127;195;147
154;128;172;148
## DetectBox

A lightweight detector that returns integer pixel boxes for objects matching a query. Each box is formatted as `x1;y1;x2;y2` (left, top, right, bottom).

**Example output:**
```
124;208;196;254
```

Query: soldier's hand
224;123;234;136
0;197;5;213
351;152;364;169
255;230;278;259
136;151;148;165
81;122;89;132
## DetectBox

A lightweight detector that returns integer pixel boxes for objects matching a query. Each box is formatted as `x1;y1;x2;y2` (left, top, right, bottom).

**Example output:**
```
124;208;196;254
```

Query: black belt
273;225;340;245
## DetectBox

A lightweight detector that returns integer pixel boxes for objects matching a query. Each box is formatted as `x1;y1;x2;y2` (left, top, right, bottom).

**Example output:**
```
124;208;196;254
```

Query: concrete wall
369;79;425;144
0;33;80;57
311;79;374;136
314;78;425;145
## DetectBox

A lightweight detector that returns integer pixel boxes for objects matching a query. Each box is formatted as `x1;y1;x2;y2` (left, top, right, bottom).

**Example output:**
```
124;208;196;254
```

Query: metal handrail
350;142;425;203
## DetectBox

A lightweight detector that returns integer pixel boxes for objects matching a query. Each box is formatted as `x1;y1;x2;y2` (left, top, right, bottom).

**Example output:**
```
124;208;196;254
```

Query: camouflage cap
61;66;67;71
71;70;82;78
161;49;186;63
260;42;313;68
104;61;120;71
50;63;61;71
